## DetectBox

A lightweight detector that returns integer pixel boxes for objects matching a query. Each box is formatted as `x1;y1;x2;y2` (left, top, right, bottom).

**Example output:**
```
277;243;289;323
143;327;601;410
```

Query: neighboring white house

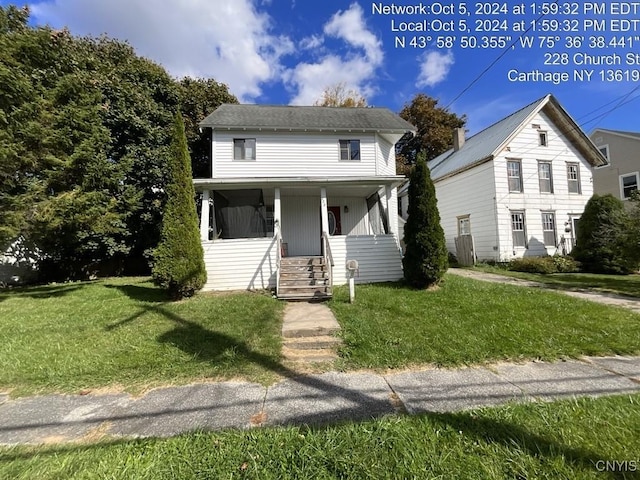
405;94;605;263
589;128;640;206
194;104;415;296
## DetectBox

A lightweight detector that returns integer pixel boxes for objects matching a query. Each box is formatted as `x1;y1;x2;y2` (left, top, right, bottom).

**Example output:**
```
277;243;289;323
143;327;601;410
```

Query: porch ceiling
194;176;405;197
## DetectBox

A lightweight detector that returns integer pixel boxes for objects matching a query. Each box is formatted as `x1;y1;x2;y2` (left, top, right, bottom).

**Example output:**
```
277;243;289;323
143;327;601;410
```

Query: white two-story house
424;94;605;263
194;104;415;298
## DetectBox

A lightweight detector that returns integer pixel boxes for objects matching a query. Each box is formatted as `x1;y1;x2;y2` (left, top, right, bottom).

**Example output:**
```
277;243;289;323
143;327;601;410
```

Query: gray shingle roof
428;94;605;181
593;128;640;139
200;104;416;133
428;95;547;180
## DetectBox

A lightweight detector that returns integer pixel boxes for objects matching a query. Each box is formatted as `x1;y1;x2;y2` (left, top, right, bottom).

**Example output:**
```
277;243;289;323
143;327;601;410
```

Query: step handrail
275;222;282;295
321;232;334;293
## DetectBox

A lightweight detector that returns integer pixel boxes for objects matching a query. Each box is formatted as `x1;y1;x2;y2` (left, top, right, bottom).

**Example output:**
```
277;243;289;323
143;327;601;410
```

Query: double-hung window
507;160;523;193
541;212;556;246
458;215;471;236
233;139;256;160
567;163;581;194
339;140;361;161
538;161;553;193
510;211;527;247
620;172;639;199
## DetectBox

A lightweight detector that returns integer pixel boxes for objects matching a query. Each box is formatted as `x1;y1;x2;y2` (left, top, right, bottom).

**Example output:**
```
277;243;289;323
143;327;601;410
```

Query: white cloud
299;34;324;51
285;3;383;105
30;0;293;102
416;50;455;88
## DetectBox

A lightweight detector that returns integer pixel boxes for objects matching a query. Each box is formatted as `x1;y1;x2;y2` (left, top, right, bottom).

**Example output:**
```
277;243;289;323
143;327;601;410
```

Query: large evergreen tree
152;113;206;299
402;153;448;288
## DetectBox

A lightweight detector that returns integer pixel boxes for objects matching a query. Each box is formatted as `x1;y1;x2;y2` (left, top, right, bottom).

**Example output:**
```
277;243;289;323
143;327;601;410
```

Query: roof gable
200;104;416;134
591;128;640;142
429;94;606;181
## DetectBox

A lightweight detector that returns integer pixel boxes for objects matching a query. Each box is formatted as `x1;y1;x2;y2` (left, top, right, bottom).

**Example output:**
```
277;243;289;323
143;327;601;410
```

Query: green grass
0;278;285;396
1;394;638;479
329;274;640;370
471;264;640;298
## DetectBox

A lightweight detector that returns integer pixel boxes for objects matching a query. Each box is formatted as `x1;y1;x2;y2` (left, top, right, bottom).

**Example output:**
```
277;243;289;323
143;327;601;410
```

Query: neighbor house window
339;140;361;160
597;145;610;167
233;139;256;160
538;161;553;193
507;160;523;193
541;212;556;246
458;215;471;236
620;172;639;199
510;211;527;247
567;163;581;194
538;131;548;147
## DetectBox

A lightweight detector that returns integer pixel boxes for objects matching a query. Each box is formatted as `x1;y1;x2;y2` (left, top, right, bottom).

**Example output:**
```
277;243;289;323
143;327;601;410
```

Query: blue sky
3;0;640;135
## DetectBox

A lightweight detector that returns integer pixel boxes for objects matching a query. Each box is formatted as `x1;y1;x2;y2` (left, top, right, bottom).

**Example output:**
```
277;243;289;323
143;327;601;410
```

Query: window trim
541;211;557;247
620;171;640;200
537;160;554;194
233;138;256;161
538;130;548;147
510;210;527;248
507;159;523;193
339;139;361;161
596;144;610;168
457;215;471;236
566;162;581;194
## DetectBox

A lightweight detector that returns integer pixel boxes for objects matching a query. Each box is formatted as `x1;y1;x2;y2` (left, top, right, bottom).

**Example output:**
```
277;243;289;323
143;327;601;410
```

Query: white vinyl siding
432;161;498;261
376;135;396;175
493;110;593;259
328;235;403;284
213;132;377;178
202;238;277;291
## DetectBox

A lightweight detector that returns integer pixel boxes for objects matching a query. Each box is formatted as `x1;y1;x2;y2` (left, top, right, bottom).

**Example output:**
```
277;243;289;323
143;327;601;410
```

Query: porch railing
275;223;282;295
321;232;334;292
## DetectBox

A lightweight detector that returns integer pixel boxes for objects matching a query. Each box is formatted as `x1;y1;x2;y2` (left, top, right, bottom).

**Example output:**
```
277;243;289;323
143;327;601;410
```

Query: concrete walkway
448;268;640;314
0;356;639;445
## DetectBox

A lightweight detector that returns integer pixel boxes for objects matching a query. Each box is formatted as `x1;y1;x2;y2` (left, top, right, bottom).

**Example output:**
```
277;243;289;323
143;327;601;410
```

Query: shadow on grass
104;284;170;303
0;283;88;302
425;410;628;480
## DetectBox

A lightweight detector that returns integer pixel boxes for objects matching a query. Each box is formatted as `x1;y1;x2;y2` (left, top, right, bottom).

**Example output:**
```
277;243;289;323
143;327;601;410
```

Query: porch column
274;188;281;235
320;187;329;235
200;190;210;241
385;184;394;234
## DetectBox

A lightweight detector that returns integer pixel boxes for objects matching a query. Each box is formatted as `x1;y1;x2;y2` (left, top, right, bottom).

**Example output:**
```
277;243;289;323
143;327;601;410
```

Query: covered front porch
194;177;405;295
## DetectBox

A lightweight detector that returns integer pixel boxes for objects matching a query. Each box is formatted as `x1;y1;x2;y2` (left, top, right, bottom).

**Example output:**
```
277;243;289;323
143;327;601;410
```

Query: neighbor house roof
590;128;640;141
200;104;416;134
428;94;606;181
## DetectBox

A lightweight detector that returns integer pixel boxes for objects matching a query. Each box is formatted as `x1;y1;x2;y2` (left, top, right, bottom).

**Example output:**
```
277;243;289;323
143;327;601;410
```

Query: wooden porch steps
277;256;332;300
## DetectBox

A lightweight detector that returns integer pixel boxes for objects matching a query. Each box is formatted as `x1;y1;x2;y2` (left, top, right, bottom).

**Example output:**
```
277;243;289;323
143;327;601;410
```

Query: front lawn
471;264;640;298
1;394;638;479
329;274;640;370
0;278;284;396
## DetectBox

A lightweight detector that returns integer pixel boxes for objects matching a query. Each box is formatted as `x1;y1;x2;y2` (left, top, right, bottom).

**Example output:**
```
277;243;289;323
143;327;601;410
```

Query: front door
328;206;342;235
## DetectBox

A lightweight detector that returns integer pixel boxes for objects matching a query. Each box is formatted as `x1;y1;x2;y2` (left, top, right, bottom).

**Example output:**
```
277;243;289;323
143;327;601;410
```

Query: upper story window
597;145;610;168
234;138;256;160
567;163;581;194
620;172;639;200
538;161;553;193
538;131;548;147
339;139;361;161
507;160;523;193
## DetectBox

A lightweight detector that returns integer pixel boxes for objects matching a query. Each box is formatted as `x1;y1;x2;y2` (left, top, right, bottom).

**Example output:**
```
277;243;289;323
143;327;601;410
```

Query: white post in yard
200;190;210;241
320;187;329;235
349;275;355;303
